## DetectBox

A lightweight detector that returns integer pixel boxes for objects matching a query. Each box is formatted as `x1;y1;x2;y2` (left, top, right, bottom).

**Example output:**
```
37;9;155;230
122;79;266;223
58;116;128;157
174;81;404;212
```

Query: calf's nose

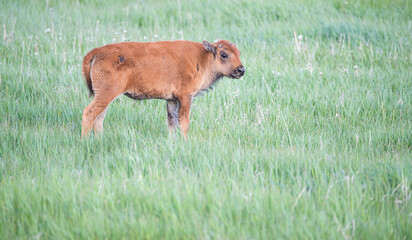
236;66;245;75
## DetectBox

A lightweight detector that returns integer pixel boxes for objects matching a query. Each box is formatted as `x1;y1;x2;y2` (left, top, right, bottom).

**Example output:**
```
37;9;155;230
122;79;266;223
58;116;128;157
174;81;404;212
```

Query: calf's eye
221;53;228;59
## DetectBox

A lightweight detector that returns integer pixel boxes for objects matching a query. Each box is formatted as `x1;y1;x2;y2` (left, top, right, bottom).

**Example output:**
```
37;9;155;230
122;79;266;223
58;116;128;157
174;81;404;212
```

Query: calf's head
203;40;245;79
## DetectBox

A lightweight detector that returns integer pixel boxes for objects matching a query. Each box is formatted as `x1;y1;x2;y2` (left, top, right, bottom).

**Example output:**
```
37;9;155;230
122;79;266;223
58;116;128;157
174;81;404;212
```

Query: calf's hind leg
81;93;118;139
93;107;108;135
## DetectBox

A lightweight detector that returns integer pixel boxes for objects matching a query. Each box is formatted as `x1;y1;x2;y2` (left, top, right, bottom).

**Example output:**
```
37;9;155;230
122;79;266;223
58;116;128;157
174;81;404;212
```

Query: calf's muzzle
231;65;245;79
236;65;245;75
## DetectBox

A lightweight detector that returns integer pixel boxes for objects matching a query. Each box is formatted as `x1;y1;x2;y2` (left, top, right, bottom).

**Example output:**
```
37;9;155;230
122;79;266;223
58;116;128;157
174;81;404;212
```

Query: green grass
0;0;411;239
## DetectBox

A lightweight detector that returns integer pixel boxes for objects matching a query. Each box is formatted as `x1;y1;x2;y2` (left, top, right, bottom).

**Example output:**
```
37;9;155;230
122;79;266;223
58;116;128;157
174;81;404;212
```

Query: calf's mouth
230;73;244;79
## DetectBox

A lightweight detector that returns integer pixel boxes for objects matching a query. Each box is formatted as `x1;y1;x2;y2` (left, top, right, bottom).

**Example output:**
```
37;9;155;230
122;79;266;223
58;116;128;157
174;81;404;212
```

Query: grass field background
0;0;411;239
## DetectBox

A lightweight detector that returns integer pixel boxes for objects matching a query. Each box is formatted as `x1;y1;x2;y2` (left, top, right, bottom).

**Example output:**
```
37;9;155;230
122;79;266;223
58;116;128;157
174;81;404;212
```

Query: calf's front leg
166;100;179;135
177;96;193;139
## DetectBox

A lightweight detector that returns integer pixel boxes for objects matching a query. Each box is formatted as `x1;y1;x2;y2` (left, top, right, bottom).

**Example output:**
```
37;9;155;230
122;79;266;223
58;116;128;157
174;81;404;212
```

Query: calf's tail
82;51;96;97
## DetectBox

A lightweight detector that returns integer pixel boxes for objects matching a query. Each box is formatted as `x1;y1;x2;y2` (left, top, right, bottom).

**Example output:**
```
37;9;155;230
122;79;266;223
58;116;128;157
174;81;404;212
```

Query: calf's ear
203;40;216;55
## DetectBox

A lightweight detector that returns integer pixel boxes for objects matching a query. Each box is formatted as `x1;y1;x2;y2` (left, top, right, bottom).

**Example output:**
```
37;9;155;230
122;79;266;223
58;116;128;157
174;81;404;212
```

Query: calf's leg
166;100;179;134
93;107;108;135
81;93;119;139
177;96;193;139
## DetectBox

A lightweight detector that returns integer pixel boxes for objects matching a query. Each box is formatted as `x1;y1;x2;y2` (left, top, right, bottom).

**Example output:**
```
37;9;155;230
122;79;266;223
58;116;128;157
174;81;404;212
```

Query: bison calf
81;40;245;139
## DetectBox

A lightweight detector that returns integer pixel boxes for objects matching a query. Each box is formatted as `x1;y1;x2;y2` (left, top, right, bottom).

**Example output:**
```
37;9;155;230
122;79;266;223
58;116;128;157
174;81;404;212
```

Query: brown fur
81;40;245;139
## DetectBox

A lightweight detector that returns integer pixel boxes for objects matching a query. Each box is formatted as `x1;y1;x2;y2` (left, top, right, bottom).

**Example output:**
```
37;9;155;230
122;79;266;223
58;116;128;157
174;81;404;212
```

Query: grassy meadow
0;0;411;239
